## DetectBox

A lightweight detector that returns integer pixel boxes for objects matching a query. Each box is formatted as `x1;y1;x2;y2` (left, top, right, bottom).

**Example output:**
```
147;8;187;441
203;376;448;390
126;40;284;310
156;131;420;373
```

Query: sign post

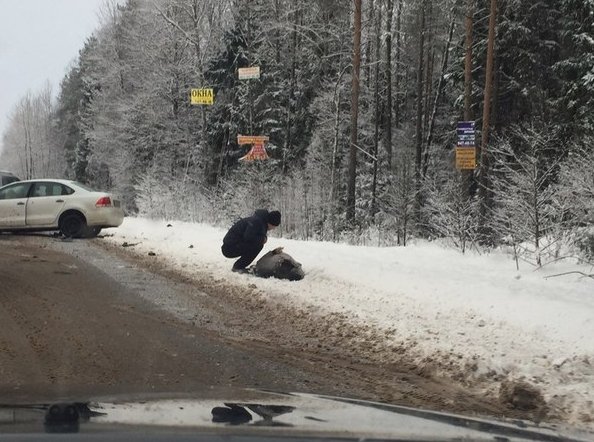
456;121;476;170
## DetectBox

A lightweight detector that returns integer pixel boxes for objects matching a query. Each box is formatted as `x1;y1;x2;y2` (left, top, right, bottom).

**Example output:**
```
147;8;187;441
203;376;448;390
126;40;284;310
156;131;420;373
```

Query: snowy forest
1;0;593;265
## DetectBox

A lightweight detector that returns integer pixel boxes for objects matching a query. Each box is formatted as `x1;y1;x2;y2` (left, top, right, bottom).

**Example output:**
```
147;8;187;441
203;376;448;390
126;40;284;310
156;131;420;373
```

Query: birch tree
1;84;62;179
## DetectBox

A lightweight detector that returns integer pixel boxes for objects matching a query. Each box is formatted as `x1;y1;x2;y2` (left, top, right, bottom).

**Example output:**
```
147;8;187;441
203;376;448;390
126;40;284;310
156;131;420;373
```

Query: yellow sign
237;135;269;145
456;147;476;170
190;88;214;105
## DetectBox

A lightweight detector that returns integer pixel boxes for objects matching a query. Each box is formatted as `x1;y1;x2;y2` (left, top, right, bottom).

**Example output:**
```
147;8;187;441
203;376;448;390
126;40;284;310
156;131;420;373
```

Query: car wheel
59;213;86;238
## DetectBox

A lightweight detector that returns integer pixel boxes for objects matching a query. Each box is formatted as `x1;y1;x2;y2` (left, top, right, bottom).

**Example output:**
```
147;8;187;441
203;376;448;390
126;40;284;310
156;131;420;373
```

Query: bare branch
544;271;594;280
152;2;200;47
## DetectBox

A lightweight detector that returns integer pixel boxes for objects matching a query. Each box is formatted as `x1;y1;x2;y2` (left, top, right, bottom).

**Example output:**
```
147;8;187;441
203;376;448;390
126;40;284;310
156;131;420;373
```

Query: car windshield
0;0;593;439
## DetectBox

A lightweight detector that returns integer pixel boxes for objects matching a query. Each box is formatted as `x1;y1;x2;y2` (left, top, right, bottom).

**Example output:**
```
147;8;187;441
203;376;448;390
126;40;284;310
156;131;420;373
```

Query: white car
0;179;124;238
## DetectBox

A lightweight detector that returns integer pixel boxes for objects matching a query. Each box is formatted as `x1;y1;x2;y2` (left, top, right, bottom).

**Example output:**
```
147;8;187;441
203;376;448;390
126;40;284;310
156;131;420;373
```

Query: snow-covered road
104;217;594;425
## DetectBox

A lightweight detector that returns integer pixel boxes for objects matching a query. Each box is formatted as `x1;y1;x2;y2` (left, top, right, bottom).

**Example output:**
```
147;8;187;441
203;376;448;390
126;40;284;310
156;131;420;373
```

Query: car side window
0;182;30;200
61;185;74;196
31;183;48;197
30;182;74;197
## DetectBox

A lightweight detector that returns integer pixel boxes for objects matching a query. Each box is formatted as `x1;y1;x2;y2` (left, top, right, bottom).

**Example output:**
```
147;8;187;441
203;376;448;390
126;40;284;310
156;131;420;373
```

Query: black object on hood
267;210;281;226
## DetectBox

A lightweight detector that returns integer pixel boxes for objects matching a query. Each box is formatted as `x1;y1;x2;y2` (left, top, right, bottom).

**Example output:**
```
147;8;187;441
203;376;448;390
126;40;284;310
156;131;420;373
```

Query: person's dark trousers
221;241;263;270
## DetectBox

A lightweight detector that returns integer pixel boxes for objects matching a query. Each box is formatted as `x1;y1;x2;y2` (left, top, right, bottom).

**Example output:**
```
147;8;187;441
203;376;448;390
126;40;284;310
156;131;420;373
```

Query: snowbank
103;217;594;423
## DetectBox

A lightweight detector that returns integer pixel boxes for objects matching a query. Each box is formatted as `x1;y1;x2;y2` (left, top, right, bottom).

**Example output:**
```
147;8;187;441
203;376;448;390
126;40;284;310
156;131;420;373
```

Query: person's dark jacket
223;210;269;246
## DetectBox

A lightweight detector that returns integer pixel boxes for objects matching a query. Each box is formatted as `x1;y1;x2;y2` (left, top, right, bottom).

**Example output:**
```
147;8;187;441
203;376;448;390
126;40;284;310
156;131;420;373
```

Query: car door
0;182;32;228
25;182;71;226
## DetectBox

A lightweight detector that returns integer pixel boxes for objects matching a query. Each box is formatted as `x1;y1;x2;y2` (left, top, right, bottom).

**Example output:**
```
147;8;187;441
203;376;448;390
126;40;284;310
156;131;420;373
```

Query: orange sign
455;147;476;170
240;143;269;161
237;135;269;145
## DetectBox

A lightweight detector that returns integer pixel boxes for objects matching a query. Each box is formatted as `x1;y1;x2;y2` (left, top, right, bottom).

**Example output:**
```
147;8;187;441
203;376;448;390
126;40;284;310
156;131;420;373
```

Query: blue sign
457;121;475;130
457;120;475;147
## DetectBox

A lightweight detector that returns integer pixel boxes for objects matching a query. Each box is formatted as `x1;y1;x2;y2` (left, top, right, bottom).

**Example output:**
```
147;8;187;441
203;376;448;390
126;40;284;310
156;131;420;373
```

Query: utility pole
479;0;497;240
414;0;427;221
347;0;362;224
463;0;474;197
464;0;474;122
384;0;394;169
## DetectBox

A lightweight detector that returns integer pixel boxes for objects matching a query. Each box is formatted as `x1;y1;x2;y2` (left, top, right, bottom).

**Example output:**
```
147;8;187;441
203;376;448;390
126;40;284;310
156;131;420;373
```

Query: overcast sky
0;0;108;153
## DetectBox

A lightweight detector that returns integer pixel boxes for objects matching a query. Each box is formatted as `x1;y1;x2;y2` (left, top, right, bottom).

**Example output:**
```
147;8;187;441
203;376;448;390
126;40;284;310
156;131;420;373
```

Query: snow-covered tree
1;84;62;179
7;0;588;246
556;139;594;258
489;126;565;266
380;150;418;246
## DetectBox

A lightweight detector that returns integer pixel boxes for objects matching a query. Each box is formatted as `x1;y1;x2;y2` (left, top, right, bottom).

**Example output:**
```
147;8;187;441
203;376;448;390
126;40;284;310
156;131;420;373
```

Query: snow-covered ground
104;217;594;424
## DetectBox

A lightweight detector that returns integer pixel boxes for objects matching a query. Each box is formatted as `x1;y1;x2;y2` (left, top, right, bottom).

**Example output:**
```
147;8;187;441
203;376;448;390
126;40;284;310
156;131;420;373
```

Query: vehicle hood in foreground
0;389;591;441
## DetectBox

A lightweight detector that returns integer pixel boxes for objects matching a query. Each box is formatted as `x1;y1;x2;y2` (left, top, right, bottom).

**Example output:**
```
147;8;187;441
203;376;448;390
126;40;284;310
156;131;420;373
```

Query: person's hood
0;388;591;441
253;209;269;222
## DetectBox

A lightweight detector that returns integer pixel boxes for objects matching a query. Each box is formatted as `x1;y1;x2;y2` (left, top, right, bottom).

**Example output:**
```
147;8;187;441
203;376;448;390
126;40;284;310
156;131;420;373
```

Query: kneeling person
221;209;281;273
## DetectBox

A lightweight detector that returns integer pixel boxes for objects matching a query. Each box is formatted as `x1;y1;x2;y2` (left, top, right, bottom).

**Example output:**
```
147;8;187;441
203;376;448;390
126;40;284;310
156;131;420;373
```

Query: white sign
238;67;260;80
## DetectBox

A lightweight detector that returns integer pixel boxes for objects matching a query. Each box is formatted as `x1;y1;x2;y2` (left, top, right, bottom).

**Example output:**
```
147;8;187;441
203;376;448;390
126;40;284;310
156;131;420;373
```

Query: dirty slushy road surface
0;233;526;422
